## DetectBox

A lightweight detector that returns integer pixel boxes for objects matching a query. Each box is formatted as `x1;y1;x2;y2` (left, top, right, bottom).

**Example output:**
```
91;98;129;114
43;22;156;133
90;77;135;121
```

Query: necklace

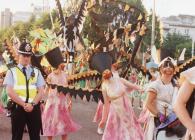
160;77;172;85
161;79;175;98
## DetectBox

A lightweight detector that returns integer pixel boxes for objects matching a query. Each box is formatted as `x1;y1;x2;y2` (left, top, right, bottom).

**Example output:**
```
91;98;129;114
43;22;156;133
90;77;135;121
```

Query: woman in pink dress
93;63;120;135
42;63;81;140
100;69;144;140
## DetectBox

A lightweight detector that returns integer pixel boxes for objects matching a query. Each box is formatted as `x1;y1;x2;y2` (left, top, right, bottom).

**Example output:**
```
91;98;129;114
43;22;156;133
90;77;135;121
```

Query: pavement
0;98;102;140
0;86;142;140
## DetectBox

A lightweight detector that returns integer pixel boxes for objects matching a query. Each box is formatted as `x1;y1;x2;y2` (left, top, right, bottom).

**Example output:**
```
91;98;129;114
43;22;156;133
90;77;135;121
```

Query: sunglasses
162;61;174;68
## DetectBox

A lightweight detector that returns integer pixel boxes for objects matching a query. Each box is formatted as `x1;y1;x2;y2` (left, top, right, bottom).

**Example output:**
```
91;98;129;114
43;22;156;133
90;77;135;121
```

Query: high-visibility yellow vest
10;66;39;102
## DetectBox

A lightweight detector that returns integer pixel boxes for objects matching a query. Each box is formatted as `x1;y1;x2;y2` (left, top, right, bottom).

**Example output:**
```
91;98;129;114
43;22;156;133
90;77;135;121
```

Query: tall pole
151;0;156;48
192;39;194;58
43;0;45;12
47;0;54;29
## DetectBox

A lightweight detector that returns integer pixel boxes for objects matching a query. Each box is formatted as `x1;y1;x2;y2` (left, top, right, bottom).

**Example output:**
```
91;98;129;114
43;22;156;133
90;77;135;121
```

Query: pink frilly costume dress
42;71;81;136
101;76;144;140
93;71;119;123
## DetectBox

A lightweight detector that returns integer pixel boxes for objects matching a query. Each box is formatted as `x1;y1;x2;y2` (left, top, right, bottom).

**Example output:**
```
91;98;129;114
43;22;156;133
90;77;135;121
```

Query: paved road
0;84;142;140
0;98;102;140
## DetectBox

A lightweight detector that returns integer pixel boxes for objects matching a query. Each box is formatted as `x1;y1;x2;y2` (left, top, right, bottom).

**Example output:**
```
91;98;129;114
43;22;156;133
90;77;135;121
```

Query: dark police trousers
11;104;41;140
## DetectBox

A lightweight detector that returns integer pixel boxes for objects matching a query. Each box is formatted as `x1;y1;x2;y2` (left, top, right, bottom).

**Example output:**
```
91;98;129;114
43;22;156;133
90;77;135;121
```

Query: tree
162;33;192;60
176;41;193;60
33;13;52;29
141;13;162;52
63;0;82;16
120;0;145;10
82;0;146;43
0;0;147;53
0;10;60;51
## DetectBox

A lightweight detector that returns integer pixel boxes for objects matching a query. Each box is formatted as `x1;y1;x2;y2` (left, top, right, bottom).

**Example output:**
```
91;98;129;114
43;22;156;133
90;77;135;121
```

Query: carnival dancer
144;57;185;140
89;51;144;140
93;62;120;135
100;69;144;140
0;72;6;115
42;47;81;140
174;66;195;140
138;60;159;126
128;70;138;108
3;42;45;140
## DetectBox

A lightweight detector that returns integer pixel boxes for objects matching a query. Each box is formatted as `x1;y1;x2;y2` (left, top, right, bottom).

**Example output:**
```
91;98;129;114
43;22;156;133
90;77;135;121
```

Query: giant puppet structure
62;0;148;101
1;0;194;113
1;1;195;139
2;0;195;104
1;0;148;103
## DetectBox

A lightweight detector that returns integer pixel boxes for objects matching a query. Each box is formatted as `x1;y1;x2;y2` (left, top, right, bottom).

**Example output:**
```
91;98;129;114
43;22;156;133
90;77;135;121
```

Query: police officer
3;42;45;140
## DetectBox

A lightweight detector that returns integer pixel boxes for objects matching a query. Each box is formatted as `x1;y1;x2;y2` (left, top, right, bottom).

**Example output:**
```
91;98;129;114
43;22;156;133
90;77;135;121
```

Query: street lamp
192;39;194;58
151;0;156;48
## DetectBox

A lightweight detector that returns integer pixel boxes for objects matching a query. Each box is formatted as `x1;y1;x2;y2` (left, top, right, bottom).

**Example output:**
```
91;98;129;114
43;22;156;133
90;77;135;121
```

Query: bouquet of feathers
30;28;61;55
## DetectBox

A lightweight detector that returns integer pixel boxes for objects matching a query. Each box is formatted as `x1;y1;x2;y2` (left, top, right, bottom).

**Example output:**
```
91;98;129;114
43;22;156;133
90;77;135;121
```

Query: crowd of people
0;42;195;140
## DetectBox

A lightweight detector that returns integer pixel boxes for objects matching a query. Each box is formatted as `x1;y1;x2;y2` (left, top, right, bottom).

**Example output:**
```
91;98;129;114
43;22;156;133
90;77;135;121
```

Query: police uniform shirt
3;64;45;88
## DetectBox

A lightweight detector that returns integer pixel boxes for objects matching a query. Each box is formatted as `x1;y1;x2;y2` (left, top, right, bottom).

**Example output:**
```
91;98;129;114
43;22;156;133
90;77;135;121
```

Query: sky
0;0;195;17
0;0;66;12
142;0;195;17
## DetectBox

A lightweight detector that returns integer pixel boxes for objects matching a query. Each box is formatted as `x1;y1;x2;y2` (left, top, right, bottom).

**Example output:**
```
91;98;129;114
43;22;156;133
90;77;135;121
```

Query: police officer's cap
18;42;33;55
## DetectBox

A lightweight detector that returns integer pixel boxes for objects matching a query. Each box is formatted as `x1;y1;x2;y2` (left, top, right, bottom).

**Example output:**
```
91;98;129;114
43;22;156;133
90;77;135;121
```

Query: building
161;15;195;40
0;3;49;27
0;8;12;29
32;5;50;19
12;4;49;25
12;11;33;25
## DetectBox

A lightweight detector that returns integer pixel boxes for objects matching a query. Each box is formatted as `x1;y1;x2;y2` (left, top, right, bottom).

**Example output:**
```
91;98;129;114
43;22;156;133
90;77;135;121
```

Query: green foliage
82;0;146;44
118;0;145;10
162;33;192;59
176;40;193;60
142;14;162;52
0;0;152;55
63;0;82;16
0;10;60;52
33;13;52;29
